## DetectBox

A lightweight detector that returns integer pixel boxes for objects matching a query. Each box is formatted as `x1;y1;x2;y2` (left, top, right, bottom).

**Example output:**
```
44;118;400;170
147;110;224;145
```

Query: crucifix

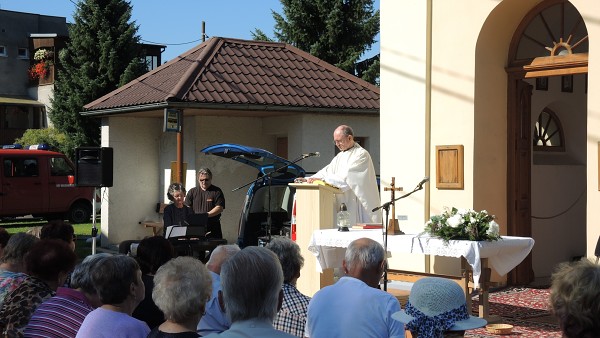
384;177;404;235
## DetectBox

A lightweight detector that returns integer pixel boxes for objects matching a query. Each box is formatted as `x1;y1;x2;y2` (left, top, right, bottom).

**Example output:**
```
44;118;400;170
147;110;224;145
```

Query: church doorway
506;0;588;285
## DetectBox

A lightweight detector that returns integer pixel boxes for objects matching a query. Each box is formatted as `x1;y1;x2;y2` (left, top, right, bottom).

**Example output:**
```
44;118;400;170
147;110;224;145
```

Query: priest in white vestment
304;125;381;225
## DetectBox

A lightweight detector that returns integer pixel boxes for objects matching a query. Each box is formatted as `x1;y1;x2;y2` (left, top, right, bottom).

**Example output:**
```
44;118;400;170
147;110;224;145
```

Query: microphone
417;177;430;189
302;152;320;158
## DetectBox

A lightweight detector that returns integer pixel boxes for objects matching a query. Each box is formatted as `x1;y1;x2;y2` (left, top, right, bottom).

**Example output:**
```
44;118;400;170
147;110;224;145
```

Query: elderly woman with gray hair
163;182;194;232
75;255;150;338
24;253;111;337
266;237;311;337
148;256;212;338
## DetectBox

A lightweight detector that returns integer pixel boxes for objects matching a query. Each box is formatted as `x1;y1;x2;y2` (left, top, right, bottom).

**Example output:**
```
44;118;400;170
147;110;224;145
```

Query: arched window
533;108;565;152
511;0;588;62
507;0;589;79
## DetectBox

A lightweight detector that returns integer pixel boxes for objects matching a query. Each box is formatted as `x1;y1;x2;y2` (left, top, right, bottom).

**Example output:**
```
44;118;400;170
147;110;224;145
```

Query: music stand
166;213;209;257
186;213;208;227
165;225;206;238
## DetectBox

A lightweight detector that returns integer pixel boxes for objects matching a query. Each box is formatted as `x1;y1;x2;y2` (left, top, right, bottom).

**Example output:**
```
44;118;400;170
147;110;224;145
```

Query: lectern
289;183;342;296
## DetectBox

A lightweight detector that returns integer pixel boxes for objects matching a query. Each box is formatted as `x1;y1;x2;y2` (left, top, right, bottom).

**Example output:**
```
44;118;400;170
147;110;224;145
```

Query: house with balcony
0;9;164;146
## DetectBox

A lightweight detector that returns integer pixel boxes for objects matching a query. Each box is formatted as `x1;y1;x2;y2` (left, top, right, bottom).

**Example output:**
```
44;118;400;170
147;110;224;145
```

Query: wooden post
384;177;404;235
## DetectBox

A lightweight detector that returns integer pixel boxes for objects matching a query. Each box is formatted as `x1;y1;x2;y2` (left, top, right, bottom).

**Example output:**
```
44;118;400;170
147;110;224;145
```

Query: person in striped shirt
24;253;110;338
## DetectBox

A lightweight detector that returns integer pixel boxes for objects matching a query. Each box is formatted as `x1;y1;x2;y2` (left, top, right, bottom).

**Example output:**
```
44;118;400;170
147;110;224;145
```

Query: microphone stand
371;180;426;291
232;154;312;246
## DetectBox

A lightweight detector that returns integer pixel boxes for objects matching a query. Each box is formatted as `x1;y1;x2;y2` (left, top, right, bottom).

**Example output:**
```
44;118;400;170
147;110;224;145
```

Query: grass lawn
1;217;98;259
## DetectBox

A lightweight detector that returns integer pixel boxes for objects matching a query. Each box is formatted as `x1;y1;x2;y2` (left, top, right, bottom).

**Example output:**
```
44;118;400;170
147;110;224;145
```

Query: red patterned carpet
465;287;562;337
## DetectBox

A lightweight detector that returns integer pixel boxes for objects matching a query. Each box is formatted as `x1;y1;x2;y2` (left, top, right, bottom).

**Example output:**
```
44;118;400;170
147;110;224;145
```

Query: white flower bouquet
424;207;501;242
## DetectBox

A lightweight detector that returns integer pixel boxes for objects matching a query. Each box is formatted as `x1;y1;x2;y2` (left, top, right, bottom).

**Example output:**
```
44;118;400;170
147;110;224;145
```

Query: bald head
343;237;385;288
206;244;240;274
333;125;355;151
335;125;353;136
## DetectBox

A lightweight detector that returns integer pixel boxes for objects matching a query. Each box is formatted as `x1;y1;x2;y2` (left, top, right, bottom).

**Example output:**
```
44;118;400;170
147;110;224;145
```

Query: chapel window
511;1;588;63
533;108;565;152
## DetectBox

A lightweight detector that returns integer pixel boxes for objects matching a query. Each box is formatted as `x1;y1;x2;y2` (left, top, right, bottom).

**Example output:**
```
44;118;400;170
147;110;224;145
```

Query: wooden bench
141;203;168;236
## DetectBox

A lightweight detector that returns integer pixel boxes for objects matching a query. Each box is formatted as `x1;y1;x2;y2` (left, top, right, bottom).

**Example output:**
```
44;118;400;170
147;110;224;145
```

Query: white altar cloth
308;229;535;286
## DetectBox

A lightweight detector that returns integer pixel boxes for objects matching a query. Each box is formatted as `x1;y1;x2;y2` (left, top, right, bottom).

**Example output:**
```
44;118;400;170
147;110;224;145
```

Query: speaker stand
91;187;99;254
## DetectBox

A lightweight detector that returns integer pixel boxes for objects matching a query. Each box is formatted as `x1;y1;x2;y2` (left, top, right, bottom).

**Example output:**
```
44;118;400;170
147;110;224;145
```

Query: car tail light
291;196;297;241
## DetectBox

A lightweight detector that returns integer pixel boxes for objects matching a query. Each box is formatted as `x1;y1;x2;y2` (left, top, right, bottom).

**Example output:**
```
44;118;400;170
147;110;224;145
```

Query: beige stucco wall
27;84;53;128
572;0;600;263
380;0;429;272
382;0;599;279
381;0;510;274
100;116;161;244
380;0;429;237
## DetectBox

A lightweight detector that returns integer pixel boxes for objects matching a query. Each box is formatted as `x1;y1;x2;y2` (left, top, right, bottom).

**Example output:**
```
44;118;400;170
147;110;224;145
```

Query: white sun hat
392;277;487;338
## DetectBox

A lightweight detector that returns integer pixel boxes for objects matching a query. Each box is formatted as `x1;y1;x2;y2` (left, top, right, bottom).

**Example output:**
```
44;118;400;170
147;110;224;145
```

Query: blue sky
0;0;379;63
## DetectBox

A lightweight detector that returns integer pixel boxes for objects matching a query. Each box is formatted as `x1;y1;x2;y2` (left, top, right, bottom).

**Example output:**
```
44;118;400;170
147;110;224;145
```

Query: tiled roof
83;37;379;115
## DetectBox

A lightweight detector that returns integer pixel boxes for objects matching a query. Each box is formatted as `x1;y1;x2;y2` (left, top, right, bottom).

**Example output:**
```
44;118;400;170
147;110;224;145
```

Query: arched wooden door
507;78;534;285
505;0;588;285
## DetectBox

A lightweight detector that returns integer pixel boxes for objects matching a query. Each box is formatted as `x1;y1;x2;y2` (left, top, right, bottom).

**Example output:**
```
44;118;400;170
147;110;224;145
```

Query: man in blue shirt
305;237;405;338
197;244;240;335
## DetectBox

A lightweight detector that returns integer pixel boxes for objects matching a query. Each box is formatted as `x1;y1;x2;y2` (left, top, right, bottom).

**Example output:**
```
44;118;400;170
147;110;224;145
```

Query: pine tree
253;0;380;85
50;0;146;158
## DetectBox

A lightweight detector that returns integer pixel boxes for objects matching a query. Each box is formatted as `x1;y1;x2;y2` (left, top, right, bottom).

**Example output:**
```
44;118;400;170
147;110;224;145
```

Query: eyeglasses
199;179;211;182
333;136;350;145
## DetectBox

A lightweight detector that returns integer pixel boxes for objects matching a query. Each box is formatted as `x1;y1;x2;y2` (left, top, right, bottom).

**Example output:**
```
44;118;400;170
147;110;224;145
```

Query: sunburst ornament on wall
515;1;588;60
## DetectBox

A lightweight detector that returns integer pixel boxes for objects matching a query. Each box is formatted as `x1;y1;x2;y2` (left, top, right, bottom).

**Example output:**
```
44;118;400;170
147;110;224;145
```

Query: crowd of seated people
5;224;599;338
0;239;78;336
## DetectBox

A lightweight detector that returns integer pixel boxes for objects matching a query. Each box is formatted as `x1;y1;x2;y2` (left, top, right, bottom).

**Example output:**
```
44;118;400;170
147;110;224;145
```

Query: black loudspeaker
76;147;113;187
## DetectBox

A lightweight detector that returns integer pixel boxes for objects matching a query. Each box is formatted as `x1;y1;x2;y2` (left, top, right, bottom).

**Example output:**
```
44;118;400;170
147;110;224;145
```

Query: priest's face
333;128;353;151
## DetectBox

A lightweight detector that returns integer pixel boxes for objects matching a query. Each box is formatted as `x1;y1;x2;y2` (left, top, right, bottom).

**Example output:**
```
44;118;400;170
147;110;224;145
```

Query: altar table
309;229;534;286
308;229;535;318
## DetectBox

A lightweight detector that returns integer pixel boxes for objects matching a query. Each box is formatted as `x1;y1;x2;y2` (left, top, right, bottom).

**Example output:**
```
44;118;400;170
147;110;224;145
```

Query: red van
0;145;94;223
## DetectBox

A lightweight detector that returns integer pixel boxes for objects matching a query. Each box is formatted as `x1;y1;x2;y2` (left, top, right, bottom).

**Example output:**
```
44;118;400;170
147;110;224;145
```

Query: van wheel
68;202;92;223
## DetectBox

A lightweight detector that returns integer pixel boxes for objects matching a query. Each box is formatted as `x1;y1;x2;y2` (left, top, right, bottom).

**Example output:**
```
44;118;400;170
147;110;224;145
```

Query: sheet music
165;226;187;238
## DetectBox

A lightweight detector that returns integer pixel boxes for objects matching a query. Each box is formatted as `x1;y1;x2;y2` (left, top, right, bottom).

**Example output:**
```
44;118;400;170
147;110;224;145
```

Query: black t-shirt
184;185;225;216
163;204;194;228
185;185;225;238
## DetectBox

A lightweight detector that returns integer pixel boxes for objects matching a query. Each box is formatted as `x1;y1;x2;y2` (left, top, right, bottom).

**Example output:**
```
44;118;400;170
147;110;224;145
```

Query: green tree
50;0;146;158
253;0;380;85
14;128;69;155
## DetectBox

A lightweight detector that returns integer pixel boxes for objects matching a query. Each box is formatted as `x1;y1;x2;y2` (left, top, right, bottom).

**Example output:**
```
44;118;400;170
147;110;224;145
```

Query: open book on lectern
165;213;208;239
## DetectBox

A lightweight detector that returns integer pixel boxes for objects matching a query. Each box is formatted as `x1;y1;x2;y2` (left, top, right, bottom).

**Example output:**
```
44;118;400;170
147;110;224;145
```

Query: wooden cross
384;177;404;235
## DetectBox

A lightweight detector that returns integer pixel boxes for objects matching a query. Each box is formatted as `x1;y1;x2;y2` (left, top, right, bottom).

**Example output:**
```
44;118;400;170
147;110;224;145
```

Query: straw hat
392;277;487;338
